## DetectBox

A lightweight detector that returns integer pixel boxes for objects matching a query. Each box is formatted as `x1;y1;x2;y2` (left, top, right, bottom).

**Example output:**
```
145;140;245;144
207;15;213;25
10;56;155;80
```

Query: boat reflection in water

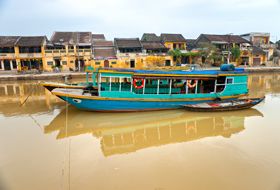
45;106;263;157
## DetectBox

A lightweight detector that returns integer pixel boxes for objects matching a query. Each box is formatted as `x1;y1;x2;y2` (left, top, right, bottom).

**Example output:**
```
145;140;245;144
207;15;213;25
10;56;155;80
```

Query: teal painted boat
51;66;249;112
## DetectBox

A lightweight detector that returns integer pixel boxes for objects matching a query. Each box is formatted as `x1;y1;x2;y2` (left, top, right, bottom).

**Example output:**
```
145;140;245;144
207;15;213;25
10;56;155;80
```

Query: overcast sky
0;0;280;41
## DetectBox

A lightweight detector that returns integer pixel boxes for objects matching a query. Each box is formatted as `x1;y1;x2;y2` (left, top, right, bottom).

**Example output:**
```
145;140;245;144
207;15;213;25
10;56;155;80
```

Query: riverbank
245;66;280;73
0;66;280;81
0;72;87;81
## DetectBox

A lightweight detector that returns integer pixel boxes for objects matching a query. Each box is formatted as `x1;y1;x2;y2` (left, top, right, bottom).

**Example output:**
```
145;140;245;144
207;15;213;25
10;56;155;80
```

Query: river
0;73;280;190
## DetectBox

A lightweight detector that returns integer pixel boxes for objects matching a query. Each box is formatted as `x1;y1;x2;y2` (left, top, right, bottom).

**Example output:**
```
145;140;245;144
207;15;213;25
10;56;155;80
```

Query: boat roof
97;67;246;77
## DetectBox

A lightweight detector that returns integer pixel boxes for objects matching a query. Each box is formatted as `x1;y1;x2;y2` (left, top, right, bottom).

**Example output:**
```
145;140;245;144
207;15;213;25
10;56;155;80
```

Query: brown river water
0;73;280;190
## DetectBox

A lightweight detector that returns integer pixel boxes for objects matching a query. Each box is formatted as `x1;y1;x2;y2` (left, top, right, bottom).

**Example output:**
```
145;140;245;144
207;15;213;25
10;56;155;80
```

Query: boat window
226;78;234;84
171;79;185;94
100;77;109;91
186;79;196;94
216;76;226;93
196;79;216;94
133;78;172;94
100;77;132;92
120;78;132;92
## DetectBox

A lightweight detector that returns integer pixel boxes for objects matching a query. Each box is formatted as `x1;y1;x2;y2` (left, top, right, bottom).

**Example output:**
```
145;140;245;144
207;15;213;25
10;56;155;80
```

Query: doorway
104;60;110;67
54;59;61;67
75;59;85;71
130;60;135;68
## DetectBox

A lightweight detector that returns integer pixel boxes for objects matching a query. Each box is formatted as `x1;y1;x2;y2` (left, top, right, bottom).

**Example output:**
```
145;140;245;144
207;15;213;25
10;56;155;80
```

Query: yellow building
0;36;19;71
0;36;47;71
113;38;144;69
91;40;118;68
44;32;93;71
160;33;187;50
141;33;173;67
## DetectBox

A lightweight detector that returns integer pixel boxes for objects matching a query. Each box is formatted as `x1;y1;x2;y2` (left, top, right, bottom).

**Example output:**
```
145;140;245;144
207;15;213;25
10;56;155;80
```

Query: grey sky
0;0;280;41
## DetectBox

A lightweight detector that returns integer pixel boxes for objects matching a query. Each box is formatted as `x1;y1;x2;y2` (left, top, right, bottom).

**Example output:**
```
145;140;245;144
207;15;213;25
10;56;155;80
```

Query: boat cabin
90;68;248;99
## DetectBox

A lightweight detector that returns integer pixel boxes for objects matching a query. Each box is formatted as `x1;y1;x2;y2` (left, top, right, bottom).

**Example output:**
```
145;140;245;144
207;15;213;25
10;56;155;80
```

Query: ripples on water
0;73;280;190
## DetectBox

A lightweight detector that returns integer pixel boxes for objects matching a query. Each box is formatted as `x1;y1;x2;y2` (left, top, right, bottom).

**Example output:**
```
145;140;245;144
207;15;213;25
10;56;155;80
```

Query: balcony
19;53;42;59
146;53;168;56
0;53;16;59
77;49;92;56
260;44;276;49
117;52;146;58
45;49;67;57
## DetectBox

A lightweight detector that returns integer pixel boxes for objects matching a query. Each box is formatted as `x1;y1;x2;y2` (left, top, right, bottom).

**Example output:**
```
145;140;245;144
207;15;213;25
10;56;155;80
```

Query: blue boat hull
58;95;235;112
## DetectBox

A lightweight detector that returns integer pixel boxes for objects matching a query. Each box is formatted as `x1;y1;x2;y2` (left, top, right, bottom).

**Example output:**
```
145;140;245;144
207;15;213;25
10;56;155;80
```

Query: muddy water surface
0;73;280;190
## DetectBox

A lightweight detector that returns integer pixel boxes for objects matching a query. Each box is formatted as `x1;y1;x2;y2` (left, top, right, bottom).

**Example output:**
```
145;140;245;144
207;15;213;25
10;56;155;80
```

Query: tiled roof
51;32;92;45
200;34;250;44
185;39;197;50
16;36;46;47
92;34;106;41
141;33;161;42
93;40;114;47
93;48;116;59
252;46;266;55
141;41;167;50
0;36;20;47
114;38;142;48
160;33;186;42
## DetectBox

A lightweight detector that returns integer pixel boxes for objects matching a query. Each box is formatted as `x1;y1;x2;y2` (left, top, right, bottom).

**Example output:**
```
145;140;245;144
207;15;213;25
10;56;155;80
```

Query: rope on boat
19;84;36;107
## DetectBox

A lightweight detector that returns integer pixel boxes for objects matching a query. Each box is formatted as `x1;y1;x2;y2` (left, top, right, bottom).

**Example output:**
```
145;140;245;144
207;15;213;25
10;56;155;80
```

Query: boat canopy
97;67;246;78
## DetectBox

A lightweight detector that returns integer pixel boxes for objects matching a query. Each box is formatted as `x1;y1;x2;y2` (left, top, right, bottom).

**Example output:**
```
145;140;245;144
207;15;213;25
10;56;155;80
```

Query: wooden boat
50;66;249;112
182;97;265;112
41;81;91;92
41;67;97;92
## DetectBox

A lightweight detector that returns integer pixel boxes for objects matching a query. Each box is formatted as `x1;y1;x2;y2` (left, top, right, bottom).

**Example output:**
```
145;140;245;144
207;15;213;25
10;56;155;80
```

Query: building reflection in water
44;106;263;157
247;73;280;97
0;81;65;116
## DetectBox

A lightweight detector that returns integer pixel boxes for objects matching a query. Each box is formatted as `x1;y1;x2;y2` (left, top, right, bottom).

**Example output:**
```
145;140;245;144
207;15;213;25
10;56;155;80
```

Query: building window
95;62;100;65
0;47;15;53
62;61;67;65
47;61;53;66
111;61;117;64
165;60;171;66
12;60;17;69
70;61;74;63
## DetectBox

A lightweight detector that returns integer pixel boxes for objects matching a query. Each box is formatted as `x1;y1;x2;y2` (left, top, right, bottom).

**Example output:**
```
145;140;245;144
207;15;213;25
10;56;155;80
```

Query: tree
168;49;183;65
198;42;222;65
230;47;241;62
276;40;280;50
182;51;201;64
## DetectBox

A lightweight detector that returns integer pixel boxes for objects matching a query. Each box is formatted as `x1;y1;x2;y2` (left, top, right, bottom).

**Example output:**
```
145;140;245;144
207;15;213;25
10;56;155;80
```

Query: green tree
230;47;241;61
168;49;182;65
182;52;201;64
198;42;221;65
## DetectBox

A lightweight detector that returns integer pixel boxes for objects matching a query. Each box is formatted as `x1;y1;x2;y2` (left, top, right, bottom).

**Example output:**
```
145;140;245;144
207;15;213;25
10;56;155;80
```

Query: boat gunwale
52;90;247;102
